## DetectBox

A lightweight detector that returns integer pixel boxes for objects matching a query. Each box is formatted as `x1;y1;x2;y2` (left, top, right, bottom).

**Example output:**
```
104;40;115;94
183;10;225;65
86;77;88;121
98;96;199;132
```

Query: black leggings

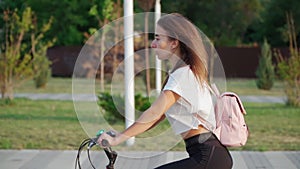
155;132;233;169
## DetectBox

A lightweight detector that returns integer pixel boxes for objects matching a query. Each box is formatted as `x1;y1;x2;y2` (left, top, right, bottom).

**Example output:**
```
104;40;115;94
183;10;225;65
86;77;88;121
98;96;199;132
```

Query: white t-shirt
163;65;216;135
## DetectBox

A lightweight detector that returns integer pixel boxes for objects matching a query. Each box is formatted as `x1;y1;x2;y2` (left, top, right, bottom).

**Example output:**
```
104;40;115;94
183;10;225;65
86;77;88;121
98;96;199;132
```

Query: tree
0;7;54;100
274;13;300;107
255;39;275;90
137;0;155;96
87;0;122;91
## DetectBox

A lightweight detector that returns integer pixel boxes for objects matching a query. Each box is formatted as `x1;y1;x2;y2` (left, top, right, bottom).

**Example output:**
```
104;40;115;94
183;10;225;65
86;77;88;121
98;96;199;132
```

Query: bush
34;68;51;88
33;56;52;88
98;92;152;124
255;39;275;90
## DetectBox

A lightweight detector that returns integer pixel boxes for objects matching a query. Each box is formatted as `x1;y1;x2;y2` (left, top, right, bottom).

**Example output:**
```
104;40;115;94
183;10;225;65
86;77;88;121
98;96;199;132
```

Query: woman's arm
98;90;179;146
146;114;165;131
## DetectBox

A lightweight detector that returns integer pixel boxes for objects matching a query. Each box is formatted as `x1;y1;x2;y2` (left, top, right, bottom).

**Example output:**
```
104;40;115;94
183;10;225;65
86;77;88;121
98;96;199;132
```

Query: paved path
14;93;287;103
0;150;299;169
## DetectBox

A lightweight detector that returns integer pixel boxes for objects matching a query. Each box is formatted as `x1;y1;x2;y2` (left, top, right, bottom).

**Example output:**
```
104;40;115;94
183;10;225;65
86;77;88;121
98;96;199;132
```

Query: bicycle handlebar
75;130;118;169
88;130;115;149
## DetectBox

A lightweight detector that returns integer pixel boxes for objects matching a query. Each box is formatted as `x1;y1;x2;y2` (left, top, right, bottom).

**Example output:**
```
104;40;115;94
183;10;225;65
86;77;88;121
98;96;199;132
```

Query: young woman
97;13;233;169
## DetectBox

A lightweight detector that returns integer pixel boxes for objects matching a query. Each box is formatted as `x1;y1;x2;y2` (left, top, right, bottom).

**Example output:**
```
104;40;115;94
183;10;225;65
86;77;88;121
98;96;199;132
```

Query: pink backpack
209;84;249;147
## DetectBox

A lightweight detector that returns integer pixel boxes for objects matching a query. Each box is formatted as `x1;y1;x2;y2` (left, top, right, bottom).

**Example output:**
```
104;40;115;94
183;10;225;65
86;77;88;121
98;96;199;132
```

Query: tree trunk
1;80;14;100
112;0;122;73
100;30;106;92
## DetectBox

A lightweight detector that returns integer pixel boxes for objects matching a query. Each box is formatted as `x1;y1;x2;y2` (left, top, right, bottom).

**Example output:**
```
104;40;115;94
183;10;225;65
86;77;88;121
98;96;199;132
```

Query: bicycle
75;130;118;169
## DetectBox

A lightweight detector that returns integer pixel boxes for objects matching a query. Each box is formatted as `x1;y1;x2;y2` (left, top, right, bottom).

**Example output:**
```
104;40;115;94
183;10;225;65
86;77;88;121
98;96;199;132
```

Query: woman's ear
170;40;179;50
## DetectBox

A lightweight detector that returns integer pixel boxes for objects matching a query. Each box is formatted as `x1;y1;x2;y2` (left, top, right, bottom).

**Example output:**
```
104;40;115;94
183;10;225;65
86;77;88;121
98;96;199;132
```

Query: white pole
155;0;162;92
124;0;135;146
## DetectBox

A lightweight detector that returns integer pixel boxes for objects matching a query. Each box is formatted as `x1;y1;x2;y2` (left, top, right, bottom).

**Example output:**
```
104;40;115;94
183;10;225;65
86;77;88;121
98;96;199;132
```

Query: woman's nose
151;40;157;48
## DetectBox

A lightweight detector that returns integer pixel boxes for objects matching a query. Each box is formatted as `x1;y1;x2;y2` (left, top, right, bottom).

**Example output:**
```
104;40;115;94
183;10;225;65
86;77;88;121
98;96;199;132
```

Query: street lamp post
124;0;135;146
155;0;162;93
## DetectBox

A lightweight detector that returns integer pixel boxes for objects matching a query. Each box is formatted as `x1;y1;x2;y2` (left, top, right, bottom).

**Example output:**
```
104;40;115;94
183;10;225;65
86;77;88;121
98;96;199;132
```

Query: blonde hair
158;13;209;85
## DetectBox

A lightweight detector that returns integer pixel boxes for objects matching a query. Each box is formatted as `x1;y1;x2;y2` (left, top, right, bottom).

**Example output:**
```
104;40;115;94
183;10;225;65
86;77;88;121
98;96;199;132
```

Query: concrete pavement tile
231;151;248;169
264;151;297;169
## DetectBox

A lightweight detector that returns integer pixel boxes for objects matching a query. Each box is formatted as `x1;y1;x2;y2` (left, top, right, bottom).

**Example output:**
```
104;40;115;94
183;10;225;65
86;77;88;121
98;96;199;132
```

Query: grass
226;78;285;96
15;78;74;93
0;98;87;149
14;77;285;96
14;76;148;95
1;77;298;151
0;98;299;151
231;102;300;151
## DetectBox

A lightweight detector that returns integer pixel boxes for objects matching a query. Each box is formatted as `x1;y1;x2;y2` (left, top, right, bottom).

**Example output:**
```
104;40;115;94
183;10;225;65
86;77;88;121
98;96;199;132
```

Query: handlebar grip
101;139;110;147
93;130;115;147
102;131;116;147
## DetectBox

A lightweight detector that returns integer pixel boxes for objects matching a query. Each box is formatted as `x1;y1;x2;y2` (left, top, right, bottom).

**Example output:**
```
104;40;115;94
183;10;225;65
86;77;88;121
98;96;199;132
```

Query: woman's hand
96;131;128;148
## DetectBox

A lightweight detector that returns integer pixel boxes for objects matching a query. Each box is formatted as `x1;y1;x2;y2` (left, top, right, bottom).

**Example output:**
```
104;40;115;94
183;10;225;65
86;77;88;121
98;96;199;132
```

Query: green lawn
0;99;86;149
231;102;300;151
14;77;285;96
226;78;285;96
0;98;299;151
15;78;74;94
1;77;298;151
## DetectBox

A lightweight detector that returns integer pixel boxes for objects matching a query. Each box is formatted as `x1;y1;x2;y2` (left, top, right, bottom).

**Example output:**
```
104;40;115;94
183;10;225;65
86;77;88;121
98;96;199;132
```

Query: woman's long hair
158;13;209;86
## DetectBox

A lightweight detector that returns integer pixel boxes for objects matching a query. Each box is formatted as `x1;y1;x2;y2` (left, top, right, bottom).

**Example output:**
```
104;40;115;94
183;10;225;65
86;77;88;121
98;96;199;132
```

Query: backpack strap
206;83;220;97
208;84;246;115
206;83;223;128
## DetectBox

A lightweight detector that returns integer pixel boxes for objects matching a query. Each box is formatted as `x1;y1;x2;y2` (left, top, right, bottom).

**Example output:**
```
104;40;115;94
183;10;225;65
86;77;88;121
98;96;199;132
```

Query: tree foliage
247;0;300;47
0;0;263;46
27;0;93;46
161;0;262;46
0;0;298;47
0;0;94;46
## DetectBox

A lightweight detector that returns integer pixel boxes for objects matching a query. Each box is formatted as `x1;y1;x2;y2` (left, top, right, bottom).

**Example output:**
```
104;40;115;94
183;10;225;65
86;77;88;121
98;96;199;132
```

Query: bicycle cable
75;130;117;169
